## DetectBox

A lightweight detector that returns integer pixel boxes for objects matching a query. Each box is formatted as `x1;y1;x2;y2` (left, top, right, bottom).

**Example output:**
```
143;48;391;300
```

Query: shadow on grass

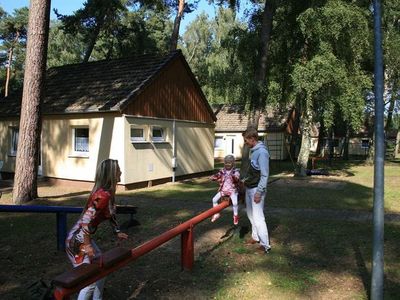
198;225;238;260
0;167;399;299
42;191;90;200
352;240;371;299
268;179;373;211
247;216;400;299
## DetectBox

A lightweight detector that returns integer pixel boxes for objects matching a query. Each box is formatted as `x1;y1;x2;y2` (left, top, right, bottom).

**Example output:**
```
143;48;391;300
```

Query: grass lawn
0;160;399;299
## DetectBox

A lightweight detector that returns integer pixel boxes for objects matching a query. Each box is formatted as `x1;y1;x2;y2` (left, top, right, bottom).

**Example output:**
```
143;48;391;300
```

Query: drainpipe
172;120;177;182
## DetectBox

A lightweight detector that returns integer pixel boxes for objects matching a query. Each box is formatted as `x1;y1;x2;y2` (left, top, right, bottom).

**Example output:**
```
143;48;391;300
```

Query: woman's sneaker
233;215;239;225
211;213;220;222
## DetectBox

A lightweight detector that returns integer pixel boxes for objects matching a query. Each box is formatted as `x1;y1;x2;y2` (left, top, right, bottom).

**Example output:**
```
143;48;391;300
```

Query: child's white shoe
211;213;221;222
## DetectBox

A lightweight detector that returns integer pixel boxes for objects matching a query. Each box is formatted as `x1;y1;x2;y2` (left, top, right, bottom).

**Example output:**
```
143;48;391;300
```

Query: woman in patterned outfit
210;154;241;225
65;159;128;300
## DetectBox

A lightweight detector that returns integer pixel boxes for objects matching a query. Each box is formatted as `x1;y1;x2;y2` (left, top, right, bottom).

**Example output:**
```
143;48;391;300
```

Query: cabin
0;50;216;189
213;105;294;160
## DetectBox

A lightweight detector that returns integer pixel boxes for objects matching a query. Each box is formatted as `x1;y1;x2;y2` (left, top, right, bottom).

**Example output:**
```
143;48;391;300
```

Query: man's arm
255;150;270;198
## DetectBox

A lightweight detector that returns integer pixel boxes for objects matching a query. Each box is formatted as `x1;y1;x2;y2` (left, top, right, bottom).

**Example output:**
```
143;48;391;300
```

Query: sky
0;0;220;32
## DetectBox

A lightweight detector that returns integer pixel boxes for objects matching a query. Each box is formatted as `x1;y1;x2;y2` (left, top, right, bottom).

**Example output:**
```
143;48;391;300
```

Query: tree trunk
5;47;13;97
250;0;275;110
83;22;102;63
241;1;275;175
239;111;261;179
315;119;325;156
289;103;300;159
170;0;185;51
256;0;274;83
394;130;400;159
295;99;312;176
385;89;396;134
4;33;20;97
366;132;375;164
342;126;350;160
12;0;50;204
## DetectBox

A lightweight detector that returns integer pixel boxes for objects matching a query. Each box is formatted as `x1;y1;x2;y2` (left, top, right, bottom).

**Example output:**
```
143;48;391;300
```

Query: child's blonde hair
224;154;235;164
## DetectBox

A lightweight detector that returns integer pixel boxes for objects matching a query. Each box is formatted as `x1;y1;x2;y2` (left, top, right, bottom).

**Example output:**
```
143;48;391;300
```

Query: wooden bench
53;247;132;288
310;155;329;169
116;205;140;229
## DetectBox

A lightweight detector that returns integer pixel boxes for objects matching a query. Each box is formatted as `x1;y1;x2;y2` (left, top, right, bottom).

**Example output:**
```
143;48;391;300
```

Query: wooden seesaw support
53;199;231;300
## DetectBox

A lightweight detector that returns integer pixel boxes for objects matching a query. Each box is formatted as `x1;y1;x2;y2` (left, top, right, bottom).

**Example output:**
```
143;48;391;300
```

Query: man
242;127;271;254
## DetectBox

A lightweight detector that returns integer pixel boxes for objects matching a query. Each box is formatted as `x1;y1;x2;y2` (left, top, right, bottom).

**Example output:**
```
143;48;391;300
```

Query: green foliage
292;0;372;132
55;1;172;61
0;6;29;95
182;7;254;105
55;0;128;61
92;7;172;58
47;21;86;67
382;0;400;127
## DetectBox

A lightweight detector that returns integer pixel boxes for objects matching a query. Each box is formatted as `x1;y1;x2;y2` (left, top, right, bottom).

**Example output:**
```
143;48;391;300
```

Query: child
210;154;240;225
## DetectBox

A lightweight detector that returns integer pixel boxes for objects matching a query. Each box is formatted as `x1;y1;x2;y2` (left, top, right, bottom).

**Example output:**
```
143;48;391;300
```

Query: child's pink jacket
210;168;240;196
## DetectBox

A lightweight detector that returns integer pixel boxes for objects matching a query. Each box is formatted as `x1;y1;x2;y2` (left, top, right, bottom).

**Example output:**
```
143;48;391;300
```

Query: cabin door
225;135;235;156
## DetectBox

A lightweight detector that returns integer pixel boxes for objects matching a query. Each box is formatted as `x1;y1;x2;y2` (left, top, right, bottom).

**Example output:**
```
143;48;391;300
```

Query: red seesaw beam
54;200;231;300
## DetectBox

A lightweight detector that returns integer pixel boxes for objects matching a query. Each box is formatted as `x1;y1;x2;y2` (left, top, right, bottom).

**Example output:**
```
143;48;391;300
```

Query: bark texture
13;0;50;204
170;0;185;51
295;100;312;176
241;1;275;172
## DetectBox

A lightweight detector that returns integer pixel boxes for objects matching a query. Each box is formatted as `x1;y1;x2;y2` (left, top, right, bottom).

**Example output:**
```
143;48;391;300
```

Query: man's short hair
242;127;259;139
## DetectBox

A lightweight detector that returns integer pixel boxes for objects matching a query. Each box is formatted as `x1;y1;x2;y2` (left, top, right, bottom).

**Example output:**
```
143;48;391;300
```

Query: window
131;127;145;142
361;139;369;149
151;127;165;142
10;127;19;156
73;127;89;154
214;136;224;149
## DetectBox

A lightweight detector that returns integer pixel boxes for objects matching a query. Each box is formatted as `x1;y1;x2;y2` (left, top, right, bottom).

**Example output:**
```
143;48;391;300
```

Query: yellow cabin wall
42;113;125;182
0;115;214;184
0;114;125;182
0;119;20;172
123;116;214;184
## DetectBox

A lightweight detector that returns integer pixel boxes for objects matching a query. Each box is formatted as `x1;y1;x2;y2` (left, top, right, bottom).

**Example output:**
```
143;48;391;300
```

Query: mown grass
0;160;399;299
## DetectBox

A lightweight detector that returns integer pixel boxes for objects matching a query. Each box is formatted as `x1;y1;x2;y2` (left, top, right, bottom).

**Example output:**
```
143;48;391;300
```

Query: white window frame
71;127;89;157
130;126;146;143
214;136;224;149
10;127;19;156
151;126;166;142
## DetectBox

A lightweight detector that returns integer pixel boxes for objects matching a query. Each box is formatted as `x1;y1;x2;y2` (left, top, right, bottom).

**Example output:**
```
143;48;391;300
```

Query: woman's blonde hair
81;159;120;213
92;159;120;195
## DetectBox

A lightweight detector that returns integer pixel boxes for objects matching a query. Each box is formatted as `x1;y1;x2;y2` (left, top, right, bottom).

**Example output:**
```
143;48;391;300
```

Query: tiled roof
0;51;180;116
214;105;289;132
